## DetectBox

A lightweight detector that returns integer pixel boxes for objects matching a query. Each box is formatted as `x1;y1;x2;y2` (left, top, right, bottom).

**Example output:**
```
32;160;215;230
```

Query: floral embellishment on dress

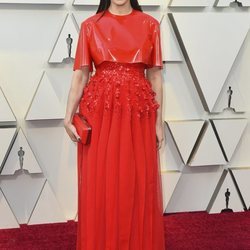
79;61;160;119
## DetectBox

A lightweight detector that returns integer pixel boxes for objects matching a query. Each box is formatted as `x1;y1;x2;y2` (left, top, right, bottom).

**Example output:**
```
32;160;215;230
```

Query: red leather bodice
73;8;163;72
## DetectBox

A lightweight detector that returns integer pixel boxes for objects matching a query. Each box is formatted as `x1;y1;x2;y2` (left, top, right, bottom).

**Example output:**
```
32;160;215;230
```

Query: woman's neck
108;4;133;16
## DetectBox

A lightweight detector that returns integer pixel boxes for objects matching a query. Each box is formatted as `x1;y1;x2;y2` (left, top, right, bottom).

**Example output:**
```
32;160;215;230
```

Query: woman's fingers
64;123;81;142
70;124;81;141
156;136;164;150
156;128;165;150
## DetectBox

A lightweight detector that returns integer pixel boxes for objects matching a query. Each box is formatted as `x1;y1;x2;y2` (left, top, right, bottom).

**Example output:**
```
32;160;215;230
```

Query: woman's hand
64;67;90;142
146;66;164;150
156;121;165;150
64;120;81;142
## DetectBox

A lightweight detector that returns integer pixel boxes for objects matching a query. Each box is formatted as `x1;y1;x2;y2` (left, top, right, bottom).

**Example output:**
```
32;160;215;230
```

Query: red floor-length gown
73;8;165;250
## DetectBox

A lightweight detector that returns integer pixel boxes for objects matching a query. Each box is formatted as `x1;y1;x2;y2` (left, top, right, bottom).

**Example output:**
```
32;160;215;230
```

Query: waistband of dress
95;61;146;74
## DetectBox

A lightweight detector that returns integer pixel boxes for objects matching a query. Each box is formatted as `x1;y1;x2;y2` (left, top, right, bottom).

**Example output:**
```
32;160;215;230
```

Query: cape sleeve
149;21;163;70
73;21;93;72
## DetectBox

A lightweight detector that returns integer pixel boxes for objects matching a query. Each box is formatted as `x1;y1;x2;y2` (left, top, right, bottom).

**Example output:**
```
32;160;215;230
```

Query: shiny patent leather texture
73;8;163;72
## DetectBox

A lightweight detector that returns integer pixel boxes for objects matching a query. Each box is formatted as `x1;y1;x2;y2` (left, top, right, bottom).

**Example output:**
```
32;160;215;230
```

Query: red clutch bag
72;113;91;144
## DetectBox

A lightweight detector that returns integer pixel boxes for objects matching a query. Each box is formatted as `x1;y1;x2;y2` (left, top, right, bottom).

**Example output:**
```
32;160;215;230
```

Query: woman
64;0;166;249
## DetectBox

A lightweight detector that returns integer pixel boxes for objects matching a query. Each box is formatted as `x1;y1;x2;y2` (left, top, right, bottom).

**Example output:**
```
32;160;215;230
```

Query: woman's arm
146;66;165;150
64;67;90;142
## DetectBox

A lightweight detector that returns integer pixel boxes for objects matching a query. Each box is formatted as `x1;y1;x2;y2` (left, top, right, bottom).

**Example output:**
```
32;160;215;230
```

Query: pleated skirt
76;61;165;250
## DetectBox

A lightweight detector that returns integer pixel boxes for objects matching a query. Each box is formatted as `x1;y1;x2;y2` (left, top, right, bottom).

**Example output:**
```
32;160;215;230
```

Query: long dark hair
96;0;142;19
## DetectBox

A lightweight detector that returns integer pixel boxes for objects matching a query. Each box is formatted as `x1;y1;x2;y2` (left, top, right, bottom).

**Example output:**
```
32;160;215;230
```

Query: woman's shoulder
79;11;103;26
135;10;160;25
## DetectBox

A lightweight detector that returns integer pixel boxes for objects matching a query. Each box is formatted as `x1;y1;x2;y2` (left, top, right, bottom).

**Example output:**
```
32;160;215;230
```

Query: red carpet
0;211;250;249
165;211;250;250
